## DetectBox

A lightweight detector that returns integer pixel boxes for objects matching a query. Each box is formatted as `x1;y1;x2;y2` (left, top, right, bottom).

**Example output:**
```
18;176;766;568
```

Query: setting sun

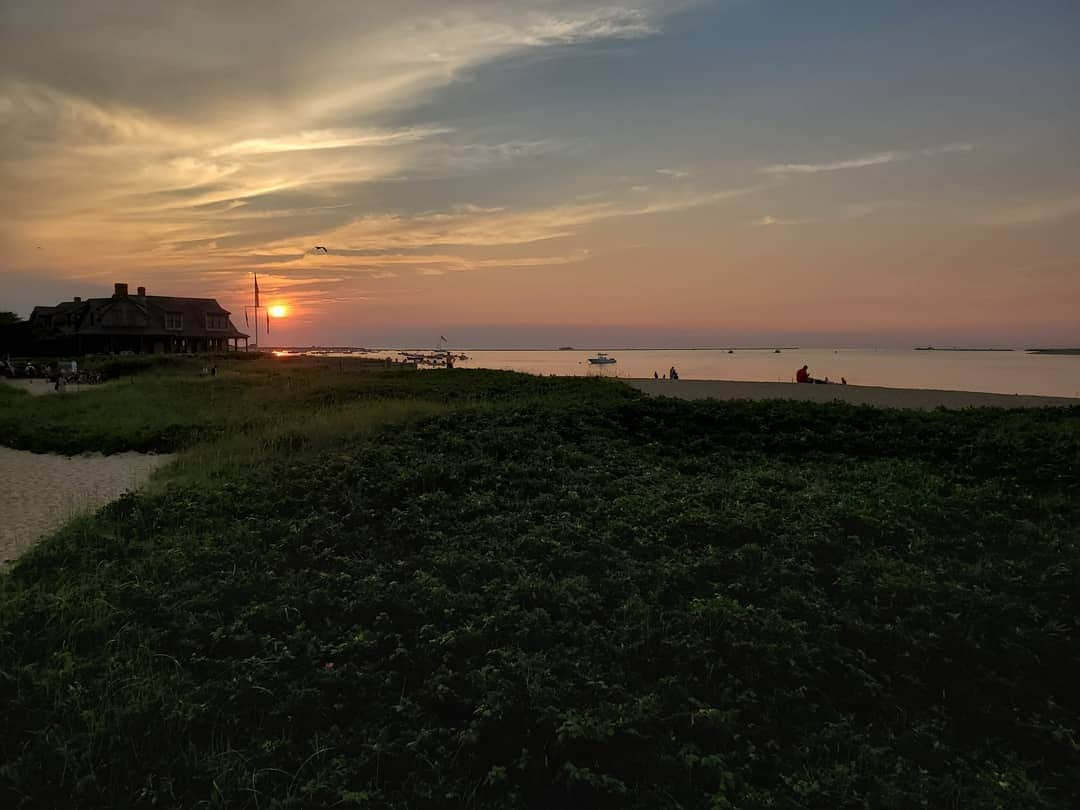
268;305;287;318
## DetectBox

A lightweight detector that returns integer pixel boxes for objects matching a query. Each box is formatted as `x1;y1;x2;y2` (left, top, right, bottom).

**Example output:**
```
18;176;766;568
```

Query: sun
268;305;287;318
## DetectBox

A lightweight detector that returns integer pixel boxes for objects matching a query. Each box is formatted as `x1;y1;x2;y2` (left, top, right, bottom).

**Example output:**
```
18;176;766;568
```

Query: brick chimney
114;282;129;297
137;286;146;297
74;296;82;303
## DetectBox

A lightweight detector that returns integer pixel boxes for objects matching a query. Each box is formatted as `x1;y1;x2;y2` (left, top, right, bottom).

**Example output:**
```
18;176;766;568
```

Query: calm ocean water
317;348;1079;399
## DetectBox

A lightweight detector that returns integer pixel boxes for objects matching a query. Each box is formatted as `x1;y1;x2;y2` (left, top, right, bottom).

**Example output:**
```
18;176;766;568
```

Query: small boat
587;352;617;365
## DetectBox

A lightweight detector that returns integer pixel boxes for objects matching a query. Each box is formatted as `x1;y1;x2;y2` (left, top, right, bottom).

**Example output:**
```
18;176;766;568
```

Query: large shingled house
28;283;249;354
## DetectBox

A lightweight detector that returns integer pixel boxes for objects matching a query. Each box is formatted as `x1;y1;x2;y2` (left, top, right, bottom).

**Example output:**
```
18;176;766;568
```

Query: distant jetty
1026;348;1080;356
914;346;1014;352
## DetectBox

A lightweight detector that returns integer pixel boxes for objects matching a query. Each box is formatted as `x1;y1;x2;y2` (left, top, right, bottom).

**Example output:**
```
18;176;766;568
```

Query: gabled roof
31;293;248;340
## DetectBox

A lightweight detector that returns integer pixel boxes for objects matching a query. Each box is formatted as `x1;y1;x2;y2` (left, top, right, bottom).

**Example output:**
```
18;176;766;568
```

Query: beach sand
0;447;174;563
627;379;1080;410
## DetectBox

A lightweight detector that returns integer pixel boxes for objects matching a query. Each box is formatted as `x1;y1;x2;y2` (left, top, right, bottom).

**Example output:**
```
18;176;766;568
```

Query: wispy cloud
760;151;904;176
516;6;659;45
432;139;561;171
750;200;902;227
319;185;765;250
211;127;454;156
760;142;976;176
657;168;692;180
978;196;1080;227
922;142;976;156
753;215;814;227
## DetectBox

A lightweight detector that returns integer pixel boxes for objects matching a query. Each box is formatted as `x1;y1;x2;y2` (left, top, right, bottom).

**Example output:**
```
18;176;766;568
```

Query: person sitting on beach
796;365;811;383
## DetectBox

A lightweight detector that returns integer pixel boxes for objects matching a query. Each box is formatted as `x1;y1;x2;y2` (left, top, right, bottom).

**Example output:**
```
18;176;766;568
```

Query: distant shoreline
269;346;1080;354
913;347;1014;352
269;346;805;352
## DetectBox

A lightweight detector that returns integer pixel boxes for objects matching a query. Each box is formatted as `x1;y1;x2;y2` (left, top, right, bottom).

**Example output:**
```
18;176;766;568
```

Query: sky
1;0;1078;348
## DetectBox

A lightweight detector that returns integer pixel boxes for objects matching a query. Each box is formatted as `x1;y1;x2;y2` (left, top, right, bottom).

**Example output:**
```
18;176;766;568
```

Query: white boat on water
587;352;617;365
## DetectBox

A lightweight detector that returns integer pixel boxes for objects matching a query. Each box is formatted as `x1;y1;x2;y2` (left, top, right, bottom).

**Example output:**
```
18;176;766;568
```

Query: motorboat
587;352;617;365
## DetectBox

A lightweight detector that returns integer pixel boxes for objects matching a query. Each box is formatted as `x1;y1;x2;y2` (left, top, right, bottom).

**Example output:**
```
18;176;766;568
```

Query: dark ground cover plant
1;371;1079;808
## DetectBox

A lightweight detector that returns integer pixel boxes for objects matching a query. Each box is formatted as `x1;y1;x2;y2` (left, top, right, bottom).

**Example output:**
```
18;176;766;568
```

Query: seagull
314;246;328;253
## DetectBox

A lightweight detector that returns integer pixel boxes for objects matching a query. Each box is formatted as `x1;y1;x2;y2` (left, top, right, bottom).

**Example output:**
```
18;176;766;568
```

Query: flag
254;273;260;309
440;335;448;342
266;312;270;334
244;308;249;327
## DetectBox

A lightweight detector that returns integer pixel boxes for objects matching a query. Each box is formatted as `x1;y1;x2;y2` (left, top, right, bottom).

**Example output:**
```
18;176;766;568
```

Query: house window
165;312;183;330
206;313;228;331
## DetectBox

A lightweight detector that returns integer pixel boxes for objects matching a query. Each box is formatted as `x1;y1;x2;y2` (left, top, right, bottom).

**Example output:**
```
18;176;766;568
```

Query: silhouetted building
28;283;248;355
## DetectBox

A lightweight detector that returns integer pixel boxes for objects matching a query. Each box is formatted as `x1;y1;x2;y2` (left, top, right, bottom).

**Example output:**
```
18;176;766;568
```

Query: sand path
627;379;1080;410
0;447;174;563
1;378;111;396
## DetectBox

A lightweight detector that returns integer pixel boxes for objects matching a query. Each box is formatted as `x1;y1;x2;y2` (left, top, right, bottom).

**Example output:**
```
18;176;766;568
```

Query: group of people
796;365;846;386
53;360;78;390
653;366;680;380
2;358;79;385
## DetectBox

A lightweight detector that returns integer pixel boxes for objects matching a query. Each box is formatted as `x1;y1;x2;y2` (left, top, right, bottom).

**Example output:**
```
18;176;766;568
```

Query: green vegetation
0;356;628;455
2;356;1079;808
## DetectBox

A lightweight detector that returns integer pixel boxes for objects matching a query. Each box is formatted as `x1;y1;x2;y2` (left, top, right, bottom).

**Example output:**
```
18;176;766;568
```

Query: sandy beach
0;447;174;563
627;379;1080;409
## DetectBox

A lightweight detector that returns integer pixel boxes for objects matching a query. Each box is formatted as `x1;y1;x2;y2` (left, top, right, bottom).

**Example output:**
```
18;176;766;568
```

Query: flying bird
314;246;329;253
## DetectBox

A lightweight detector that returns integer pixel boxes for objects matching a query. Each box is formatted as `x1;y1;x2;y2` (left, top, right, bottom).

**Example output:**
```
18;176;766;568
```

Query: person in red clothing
796;365;811;383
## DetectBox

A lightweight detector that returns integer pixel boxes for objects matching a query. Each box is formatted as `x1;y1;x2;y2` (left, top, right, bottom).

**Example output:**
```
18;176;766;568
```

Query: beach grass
0;355;633;455
1;356;1079;808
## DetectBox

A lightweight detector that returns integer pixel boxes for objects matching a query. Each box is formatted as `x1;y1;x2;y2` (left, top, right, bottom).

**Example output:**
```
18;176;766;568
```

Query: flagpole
244;272;264;352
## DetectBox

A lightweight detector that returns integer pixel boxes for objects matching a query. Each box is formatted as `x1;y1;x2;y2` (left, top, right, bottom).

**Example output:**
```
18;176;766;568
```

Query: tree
0;312;23;326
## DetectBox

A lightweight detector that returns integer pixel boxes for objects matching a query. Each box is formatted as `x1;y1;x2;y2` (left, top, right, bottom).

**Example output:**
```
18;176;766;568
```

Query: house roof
31;293;248;340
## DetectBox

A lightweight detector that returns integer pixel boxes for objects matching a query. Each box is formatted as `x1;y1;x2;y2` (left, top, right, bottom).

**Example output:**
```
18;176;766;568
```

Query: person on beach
653;371;659;379
797;365;840;384
669;366;679;380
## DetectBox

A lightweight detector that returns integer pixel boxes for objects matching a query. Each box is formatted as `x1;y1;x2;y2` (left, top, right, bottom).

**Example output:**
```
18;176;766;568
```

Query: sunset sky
2;0;1078;347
